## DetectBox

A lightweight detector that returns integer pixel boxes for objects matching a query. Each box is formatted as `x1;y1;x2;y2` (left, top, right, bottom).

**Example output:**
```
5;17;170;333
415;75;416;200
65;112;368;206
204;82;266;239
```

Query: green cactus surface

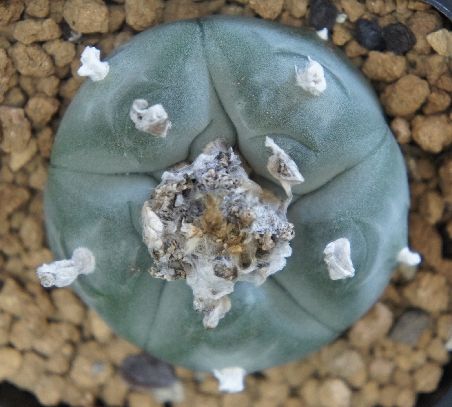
44;16;409;373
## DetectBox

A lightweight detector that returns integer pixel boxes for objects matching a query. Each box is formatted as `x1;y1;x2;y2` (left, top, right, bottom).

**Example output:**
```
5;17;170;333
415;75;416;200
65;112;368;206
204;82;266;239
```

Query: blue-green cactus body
45;16;409;373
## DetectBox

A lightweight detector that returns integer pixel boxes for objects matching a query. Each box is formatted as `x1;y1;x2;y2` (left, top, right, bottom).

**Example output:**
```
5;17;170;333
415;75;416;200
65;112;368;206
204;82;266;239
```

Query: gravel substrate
0;1;451;406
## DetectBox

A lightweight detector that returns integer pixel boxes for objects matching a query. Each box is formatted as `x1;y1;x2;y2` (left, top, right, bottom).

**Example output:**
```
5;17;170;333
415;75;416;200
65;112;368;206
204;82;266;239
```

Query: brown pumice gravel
0;1;451;406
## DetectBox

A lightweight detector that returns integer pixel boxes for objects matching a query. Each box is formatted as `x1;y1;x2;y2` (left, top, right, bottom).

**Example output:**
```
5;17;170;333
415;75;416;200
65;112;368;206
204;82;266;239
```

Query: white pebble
213;367;246;392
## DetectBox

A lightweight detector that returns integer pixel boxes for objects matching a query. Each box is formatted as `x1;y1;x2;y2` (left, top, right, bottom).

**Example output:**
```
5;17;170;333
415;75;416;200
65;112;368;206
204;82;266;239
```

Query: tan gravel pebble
0;49;16;104
412;114;452;153
333;24;352;46
351;381;379;407
87;309;114;343
436;73;452;91
125;0;164;31
63;0;109;33
101;373;129;407
10;351;45;391
369;358;394;384
249;0;283;19
285;0;308;18
349;303;394;348
70;353;114;389
345;40;368;58
0;347;22;380
413;362;443;392
381;75;430;117
109;5;126;32
13;18;61;44
0;313;12;346
318;378;351;407
45;343;74;374
9;317;46;350
407;11;443;54
366;0;396;15
390;117;411;144
9;43;54;77
300;378;320;406
426;28;452;57
43;39;76;68
8;138;37;171
127;391;167;407
380;384;400;407
320;341;367;388
25;0;50;18
437;314;452;340
0;1;25;25
25;94;59;127
0;106;32;153
51;289;86;325
362;51;406;82
403;272;449;313
395;387;416;407
341;0;365;22
427;337;449;363
164;0;225;22
418;191;444;224
423;89;451;114
221;392;251;407
34;374;66;406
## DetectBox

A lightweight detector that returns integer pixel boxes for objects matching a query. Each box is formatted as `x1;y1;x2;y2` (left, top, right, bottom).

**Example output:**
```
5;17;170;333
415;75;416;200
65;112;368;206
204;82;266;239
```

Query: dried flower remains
142;139;303;328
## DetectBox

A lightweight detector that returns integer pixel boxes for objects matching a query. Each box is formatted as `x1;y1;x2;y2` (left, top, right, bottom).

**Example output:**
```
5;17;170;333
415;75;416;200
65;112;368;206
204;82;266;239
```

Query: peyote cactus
39;16;418;390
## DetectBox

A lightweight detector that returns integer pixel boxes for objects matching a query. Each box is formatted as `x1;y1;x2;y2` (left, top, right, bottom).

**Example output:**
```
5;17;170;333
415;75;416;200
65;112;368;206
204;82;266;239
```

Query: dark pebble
120;352;177;389
382;23;416;54
355;18;385;50
308;0;338;31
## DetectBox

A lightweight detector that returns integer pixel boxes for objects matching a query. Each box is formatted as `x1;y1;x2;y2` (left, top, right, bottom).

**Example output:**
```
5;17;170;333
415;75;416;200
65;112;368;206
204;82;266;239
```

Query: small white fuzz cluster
142;140;300;328
265;136;304;201
130;99;172;138
397;247;421;267
336;13;347;23
36;247;95;288
323;238;355;280
77;46;109;81
316;28;329;40
295;57;327;96
213;367;246;393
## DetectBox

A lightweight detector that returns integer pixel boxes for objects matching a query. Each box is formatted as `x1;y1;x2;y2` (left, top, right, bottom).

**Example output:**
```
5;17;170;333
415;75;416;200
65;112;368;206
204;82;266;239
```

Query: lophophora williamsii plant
37;16;420;392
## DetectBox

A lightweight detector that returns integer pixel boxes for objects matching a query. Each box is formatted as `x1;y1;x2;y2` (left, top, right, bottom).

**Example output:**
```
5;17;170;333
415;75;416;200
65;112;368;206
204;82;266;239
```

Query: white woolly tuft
77;46;109;81
295;57;327;96
36;247;96;288
324;238;355;280
129;99;171;137
397;247;421;267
